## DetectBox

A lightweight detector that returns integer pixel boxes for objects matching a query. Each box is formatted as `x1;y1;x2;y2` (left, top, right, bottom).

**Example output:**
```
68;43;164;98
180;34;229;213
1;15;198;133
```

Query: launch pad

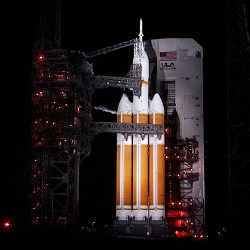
112;219;167;239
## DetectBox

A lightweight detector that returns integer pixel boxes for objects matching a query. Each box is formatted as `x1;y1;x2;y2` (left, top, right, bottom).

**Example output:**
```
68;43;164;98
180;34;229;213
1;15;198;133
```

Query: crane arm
90;75;142;96
85;39;137;58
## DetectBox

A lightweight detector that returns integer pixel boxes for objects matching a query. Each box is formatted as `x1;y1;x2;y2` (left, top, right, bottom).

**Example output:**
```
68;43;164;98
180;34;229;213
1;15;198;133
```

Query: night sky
1;0;249;239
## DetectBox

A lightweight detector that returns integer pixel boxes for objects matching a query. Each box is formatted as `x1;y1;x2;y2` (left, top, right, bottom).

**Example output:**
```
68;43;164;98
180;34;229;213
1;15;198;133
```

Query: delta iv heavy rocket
116;19;165;222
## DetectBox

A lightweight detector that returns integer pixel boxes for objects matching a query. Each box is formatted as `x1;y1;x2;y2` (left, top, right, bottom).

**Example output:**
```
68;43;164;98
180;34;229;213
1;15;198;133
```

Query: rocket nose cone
117;94;132;113
149;93;164;113
132;94;149;114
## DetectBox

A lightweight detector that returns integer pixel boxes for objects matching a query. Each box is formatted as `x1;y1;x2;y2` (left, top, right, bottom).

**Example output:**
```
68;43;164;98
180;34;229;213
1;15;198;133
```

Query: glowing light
4;222;10;227
56;73;65;80
76;106;81;113
37;54;45;64
39;55;44;61
175;230;191;238
175;219;185;227
60;91;66;97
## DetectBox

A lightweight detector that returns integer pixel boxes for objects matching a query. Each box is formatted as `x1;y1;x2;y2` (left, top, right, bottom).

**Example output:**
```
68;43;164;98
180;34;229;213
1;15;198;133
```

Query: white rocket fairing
116;19;165;221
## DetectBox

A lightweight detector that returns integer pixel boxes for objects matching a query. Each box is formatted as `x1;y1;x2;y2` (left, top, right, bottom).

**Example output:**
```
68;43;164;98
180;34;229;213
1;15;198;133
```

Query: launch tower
31;49;83;226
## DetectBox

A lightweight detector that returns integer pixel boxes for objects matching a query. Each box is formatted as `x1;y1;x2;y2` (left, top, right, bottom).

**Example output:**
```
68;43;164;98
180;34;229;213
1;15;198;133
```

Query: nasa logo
160;61;176;71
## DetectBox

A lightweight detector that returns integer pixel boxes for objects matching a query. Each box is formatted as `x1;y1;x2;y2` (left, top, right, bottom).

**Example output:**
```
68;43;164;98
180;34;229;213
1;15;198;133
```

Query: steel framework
31;45;163;227
85;39;137;58
165;118;206;239
32;79;81;225
90;75;142;96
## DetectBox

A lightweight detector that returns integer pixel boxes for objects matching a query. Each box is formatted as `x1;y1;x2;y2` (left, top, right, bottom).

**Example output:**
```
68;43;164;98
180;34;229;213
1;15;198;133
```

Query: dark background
1;0;249;240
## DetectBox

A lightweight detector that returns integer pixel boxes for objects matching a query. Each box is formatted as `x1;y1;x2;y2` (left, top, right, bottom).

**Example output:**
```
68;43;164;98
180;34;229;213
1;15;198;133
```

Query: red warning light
76;105;81;113
37;54;45;63
55;73;65;80
174;219;184;227
0;217;14;232
4;222;10;228
175;230;192;238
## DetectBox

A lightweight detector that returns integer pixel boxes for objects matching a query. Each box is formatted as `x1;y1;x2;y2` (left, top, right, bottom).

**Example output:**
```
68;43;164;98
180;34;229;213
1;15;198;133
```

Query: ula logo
160;62;176;71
